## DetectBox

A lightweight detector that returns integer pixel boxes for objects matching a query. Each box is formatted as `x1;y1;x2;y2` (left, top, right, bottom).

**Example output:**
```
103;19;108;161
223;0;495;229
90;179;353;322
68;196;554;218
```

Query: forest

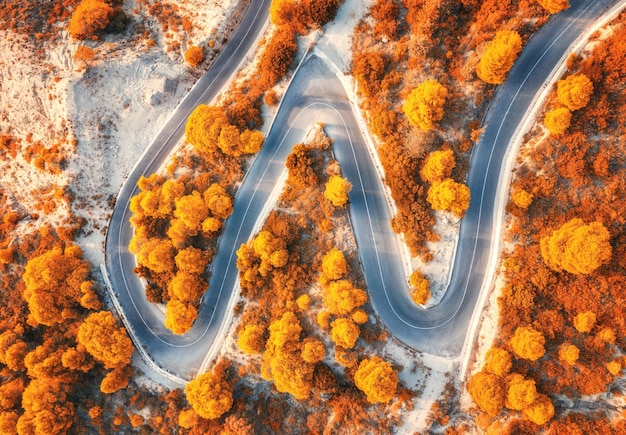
0;0;623;433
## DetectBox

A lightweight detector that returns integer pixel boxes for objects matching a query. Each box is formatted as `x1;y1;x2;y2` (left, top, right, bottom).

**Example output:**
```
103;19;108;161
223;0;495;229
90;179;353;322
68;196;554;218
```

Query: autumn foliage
544;107;572;135
185;369;234;420
467;371;505;416
184;46;203;67
77;311;133;369
427;178;471;218
68;0;114;40
324;175;352;207
402;79;448;132
557;73;594;111
354;357;398;404
476;30;523;84
22;245;91;326
509;326;546;361
540;219;612;275
408;270;430;305
537;0;570;14
422;149;456;183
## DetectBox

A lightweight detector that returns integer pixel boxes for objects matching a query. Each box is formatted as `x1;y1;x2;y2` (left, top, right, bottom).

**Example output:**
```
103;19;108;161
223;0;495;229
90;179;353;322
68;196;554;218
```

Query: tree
321;247;349;280
427;178;471;218
330;318;360;349
352;310;369;325
540;219;612;275
253;230;289;270
175;247;210;274
467;371;505;417
557;74;593;111
257;28;297;89
218;124;242;156
237;325;266;355
204;184;233;219
402;79;448;132
476;30;523;84
354;357;398;404
168;272;207;302
100;366;132;394
0;378;24;411
485;347;512;377
185;105;229;154
269;0;296;27
301;340;325;363
324;175;352;207
510;326;546;361
544;107;572;135
522;394;554;425
422;149;456;183
132;238;175;274
185;46;203;67
239;129;264;154
22;245;91;326
165;300;197;335
322;280;368;315
77;311;134;369
174;191;210;231
558;343;579;366
409;271;430;305
573;311;596;333
185;370;233;420
268;311;301;348
266;342;315;400
538;0;570;14
19;377;74;435
69;0;114;40
511;188;534;209
505;373;538;411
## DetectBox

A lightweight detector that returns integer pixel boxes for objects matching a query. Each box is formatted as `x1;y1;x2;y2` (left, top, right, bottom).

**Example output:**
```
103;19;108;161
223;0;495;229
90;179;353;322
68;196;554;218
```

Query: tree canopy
402;79;448;131
354;356;398;404
476;30;522;84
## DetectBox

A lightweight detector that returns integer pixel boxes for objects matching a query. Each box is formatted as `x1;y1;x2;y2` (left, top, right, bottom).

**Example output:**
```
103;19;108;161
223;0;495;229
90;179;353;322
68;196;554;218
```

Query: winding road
104;0;619;386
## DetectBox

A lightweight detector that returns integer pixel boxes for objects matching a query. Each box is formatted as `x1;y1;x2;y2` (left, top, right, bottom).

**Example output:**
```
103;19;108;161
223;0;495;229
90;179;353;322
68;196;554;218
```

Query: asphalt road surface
104;0;617;385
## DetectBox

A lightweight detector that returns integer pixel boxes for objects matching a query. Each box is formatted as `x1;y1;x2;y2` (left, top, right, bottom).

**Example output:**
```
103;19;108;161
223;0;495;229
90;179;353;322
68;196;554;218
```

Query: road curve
104;0;618;385
104;1;271;384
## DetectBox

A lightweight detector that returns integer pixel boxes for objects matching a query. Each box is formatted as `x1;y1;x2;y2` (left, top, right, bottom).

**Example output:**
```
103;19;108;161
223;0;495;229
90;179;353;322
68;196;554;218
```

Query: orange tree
476;30;523;84
68;0;114;40
402;79;448;132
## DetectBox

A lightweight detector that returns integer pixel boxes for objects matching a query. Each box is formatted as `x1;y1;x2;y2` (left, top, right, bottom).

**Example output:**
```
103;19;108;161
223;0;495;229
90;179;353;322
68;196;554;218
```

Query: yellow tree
185;105;229;154
538;0;570;14
467;371;505;417
409;271;430;305
422;149;456;183
354;356;398;404
510;326;546;361
301;340;325;363
511;188;534;209
476;30;523;84
505;373;538;411
540;219;612;275
330;318;360;349
253;230;289;270
77;311;134;369
522;394;554;425
165;300;198;335
174;191;210;231
100;366;132;394
573;311;596;333
269;0;296;27
268;311;301;348
185;370;233;420
484;347;512;377
322;280;368;316
558;343;579;366
18;377;74;435
557;74;593;111
321;247;349;281
237;325;266;355
324;175;352;207
239;129;264;154
402;79;448;132
22;245;91;326
175;247;210;274
544;107;572;135
427;178;471;218
133;238;175;274
204;184;233;219
168;272;207;302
